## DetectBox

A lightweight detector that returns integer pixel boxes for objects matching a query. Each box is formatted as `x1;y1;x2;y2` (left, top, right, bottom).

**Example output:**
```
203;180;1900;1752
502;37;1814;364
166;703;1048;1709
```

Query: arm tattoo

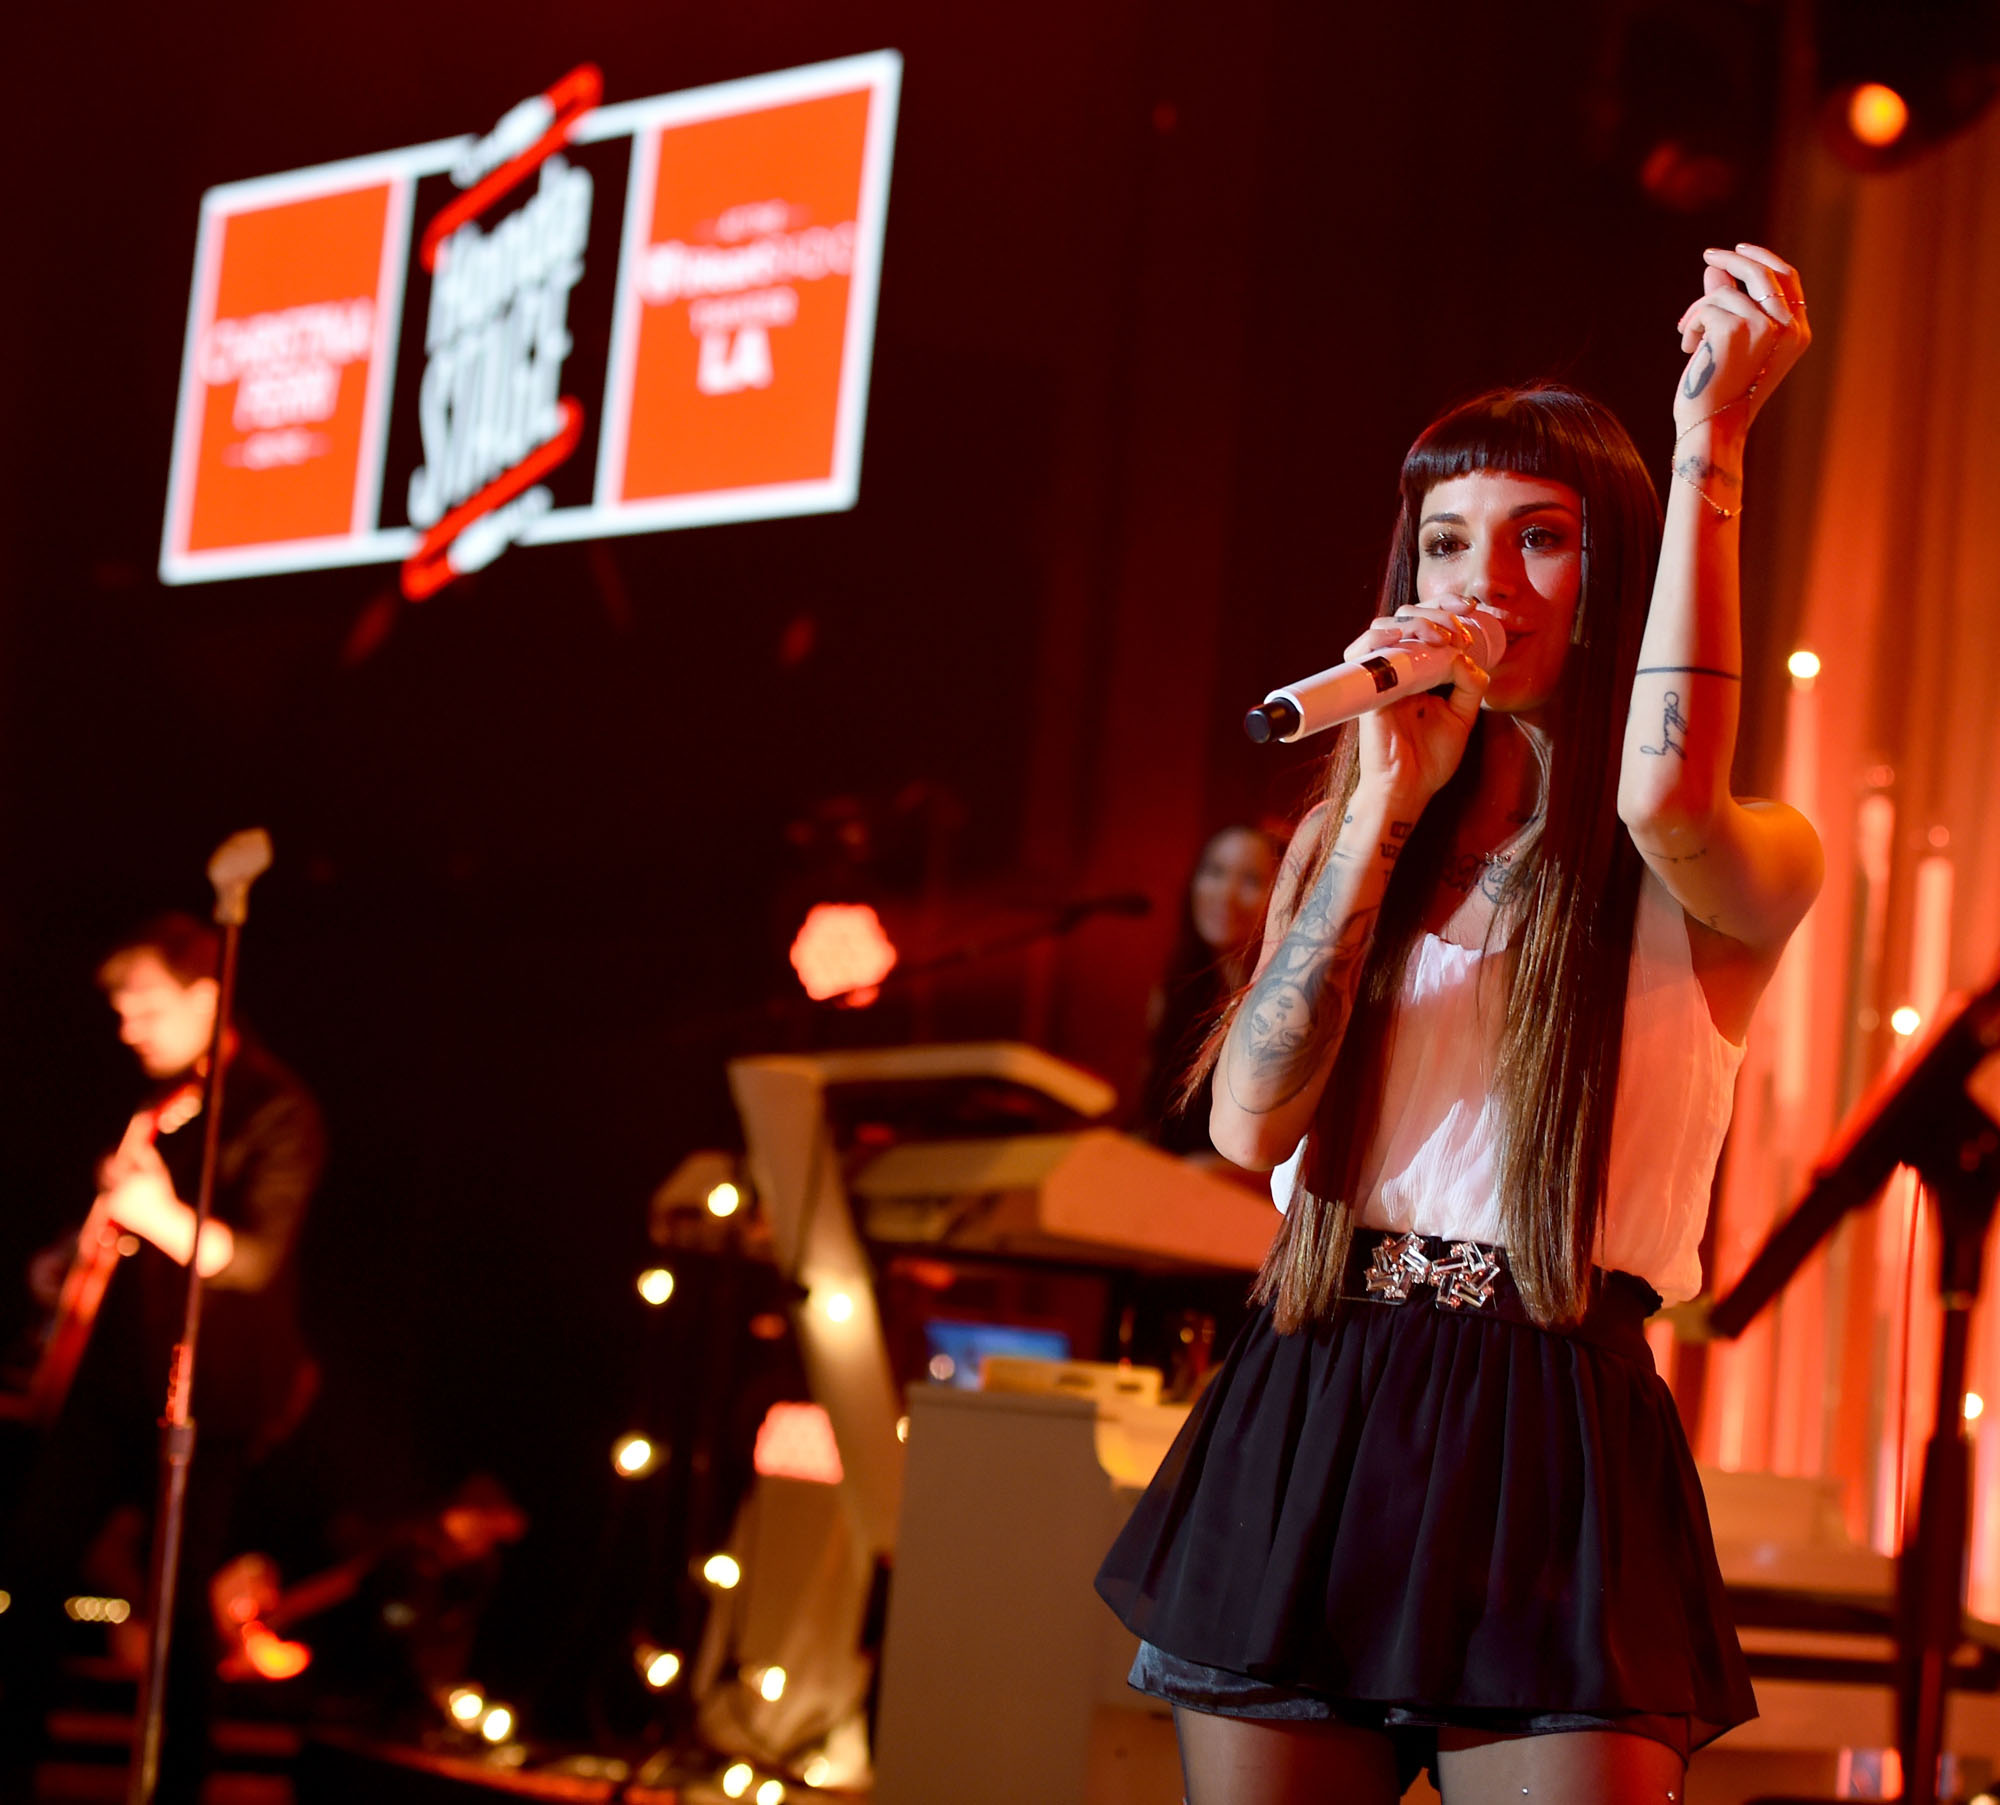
1639;690;1690;758
1229;887;1381;1112
1683;341;1717;400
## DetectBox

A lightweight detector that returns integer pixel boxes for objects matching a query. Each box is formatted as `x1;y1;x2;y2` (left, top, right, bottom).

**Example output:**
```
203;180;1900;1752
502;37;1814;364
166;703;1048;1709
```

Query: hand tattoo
1639;691;1690;758
1684;341;1717;400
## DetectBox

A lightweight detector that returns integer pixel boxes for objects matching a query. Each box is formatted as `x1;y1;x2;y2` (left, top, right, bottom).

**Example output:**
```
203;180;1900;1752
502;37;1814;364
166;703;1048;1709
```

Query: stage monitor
923;1319;1073;1391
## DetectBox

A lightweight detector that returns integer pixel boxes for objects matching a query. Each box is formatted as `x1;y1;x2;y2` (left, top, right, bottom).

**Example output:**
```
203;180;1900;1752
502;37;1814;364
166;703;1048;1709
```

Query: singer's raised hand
1346;601;1492;810
1617;244;1822;1031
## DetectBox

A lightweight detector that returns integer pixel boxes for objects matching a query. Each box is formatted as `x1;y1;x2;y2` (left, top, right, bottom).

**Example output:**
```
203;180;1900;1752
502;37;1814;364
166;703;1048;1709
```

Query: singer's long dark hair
1194;385;1661;1329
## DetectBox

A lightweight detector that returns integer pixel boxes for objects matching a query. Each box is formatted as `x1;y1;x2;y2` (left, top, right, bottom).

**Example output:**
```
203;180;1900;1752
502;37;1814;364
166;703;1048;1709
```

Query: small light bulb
707;1181;742;1218
895;1415;909;1444
638;1267;675;1306
722;1763;754;1799
756;1782;787;1805
1891;1006;1922;1038
928;1353;955;1382
449;1686;485;1723
614;1434;656;1476
802;1755;833;1787
703;1553;743;1590
480;1704;514;1743
759;1664;787;1701
0;1591;12;1614
823;1290;854;1323
1786;649;1821;682
1848;81;1910;149
638;1646;682;1688
1967;1392;1986;1422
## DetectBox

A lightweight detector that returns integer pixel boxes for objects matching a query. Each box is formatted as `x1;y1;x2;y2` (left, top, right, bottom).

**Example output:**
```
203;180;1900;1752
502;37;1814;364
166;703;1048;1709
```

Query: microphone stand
1706;956;2000;1805
129;829;272;1805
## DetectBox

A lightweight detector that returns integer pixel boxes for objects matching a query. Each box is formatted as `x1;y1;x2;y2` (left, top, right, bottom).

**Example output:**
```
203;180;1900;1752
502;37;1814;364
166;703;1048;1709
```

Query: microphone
207;828;273;927
1244;612;1507;744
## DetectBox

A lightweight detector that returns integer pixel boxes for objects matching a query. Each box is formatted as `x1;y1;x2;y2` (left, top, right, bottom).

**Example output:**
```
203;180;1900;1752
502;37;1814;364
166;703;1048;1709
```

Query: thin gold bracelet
1672;464;1741;520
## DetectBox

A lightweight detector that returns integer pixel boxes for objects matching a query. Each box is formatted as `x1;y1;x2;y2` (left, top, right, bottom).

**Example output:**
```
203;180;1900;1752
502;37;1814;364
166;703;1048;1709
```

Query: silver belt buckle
1363;1231;1432;1303
1429;1241;1504;1311
1362;1233;1503;1311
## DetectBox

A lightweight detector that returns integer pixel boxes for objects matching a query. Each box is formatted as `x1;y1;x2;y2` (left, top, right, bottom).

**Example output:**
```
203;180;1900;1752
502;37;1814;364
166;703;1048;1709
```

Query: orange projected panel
619;89;872;500
183;184;395;552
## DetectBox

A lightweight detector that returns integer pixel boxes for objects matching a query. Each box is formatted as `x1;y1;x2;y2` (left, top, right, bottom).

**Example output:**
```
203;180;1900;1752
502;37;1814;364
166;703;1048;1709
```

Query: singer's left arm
1616;243;1821;962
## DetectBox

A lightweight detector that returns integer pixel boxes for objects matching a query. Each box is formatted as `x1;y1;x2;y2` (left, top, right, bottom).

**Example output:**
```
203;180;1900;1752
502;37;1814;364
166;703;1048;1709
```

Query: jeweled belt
1353;1229;1507;1312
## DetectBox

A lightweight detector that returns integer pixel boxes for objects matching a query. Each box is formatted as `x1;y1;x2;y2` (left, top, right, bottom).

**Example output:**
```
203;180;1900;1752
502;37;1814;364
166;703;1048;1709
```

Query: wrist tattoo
1636;665;1740;681
1672;449;1741;490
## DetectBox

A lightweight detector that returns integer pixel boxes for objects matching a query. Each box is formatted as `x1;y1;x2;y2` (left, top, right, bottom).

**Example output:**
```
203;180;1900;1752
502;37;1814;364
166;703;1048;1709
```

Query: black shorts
1130;1639;1692;1795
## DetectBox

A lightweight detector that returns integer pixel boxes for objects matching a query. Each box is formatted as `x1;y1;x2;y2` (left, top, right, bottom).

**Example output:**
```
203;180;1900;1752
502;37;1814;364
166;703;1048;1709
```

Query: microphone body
1245;613;1506;745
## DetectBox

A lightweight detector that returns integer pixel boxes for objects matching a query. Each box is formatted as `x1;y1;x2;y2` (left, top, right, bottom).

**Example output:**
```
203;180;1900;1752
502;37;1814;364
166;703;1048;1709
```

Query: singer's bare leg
1436;1728;1684;1804
1172;1708;1402;1805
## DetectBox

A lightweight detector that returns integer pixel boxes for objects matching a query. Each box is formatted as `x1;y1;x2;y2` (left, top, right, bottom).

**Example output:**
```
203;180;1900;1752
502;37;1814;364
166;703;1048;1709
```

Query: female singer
1096;245;1820;1803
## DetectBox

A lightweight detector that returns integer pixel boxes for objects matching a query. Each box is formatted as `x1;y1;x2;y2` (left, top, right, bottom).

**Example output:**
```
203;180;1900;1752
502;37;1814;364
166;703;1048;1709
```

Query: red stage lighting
788;902;897;1005
752;1401;845;1485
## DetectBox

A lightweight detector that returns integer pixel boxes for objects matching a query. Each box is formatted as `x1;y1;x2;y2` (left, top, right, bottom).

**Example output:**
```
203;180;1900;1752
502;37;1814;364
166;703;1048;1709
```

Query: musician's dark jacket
116;1033;324;1439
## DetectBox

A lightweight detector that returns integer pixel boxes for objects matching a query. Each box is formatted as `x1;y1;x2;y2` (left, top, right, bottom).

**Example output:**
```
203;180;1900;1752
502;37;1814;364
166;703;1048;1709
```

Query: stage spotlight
1787;649;1821;682
757;1782;787;1805
703;1553;743;1589
722;1764;754;1800
1816;0;2000;172
707;1181;743;1218
1847;81;1911;147
637;1266;675;1305
613;1434;658;1477
480;1704;515;1743
1891;1006;1922;1037
448;1686;485;1723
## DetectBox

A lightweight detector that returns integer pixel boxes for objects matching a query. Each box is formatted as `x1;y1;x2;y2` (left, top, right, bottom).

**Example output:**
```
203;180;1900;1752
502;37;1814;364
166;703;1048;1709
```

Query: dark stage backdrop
1;0;1780;1708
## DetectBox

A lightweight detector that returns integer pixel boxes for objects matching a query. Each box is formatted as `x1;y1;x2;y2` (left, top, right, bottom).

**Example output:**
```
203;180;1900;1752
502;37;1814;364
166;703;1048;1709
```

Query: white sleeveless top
1270;864;1744;1305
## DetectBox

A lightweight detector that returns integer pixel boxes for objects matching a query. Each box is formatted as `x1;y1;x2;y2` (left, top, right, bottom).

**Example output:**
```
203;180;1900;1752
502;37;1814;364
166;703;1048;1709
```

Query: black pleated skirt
1094;1248;1757;1749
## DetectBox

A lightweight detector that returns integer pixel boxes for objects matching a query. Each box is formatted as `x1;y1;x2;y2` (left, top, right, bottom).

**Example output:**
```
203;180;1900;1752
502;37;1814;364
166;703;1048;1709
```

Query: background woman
1135;825;1284;1157
1097;245;1821;1803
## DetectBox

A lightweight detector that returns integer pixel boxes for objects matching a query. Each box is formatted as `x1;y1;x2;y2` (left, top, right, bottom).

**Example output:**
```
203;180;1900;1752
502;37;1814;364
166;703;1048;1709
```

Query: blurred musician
0;912;324;1805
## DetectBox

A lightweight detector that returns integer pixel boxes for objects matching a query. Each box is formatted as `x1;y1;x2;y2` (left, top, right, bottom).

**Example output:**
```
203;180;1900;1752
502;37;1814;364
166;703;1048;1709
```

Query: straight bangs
1399;387;1606;511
